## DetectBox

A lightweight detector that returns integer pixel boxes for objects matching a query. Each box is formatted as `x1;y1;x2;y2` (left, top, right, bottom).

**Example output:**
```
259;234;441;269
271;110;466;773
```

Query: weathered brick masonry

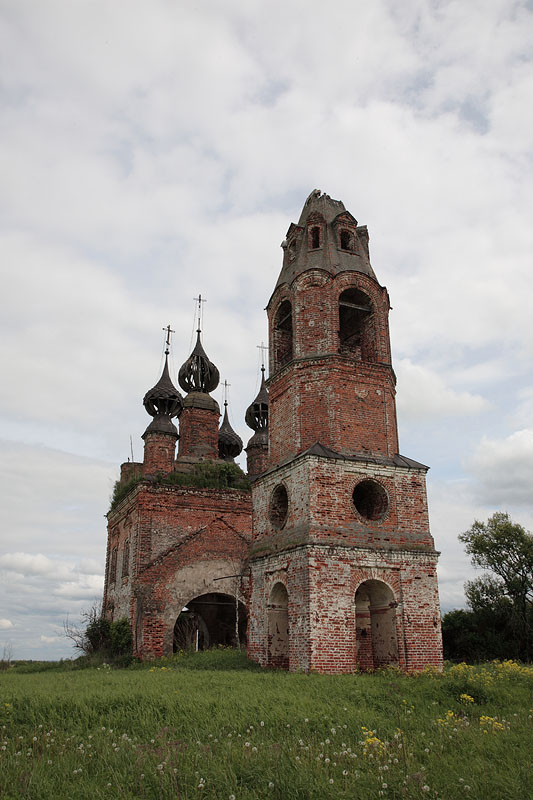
103;189;443;671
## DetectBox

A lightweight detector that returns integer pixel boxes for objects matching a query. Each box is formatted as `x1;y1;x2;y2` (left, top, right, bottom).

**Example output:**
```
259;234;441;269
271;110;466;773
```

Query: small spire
218;380;243;461
142;334;183;437
245;363;269;433
143;356;183;419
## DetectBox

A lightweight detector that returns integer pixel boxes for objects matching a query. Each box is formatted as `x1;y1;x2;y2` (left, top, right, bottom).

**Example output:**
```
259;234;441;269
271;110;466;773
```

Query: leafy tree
457;512;533;661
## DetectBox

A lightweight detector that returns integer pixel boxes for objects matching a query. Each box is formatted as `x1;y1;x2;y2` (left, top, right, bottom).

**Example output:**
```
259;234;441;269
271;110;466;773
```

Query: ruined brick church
103;190;443;672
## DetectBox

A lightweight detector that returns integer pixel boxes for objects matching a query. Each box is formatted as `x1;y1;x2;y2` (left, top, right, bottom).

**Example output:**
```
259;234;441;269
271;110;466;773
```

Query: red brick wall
178;405;219;459
104;483;252;658
267;271;398;465
246;440;269;480
142;432;177;476
250;455;434;554
248;544;442;673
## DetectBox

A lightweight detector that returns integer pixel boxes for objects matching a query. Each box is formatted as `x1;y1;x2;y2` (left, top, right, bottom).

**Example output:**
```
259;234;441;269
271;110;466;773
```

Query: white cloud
468;429;533;506
54;576;104;599
396;359;489;419
0;553;76;580
0;619;14;630
40;635;62;644
510;387;533;428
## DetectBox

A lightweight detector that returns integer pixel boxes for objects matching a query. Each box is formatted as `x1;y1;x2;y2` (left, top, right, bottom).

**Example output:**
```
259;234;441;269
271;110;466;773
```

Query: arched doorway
173;592;247;652
355;580;399;670
267;582;289;668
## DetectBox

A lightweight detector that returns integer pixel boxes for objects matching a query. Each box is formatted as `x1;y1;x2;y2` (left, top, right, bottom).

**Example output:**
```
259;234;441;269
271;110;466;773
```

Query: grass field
1;651;532;799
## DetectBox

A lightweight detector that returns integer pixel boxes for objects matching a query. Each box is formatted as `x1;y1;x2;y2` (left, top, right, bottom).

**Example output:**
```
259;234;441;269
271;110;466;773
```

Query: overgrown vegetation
442;512;533;661
1;653;532;799
162;461;250;492
109;461;250;512
64;604;132;663
109;475;142;511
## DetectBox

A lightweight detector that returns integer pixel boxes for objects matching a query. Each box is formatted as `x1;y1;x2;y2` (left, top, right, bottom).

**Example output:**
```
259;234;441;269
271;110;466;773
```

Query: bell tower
267;189;398;465
248;191;443;674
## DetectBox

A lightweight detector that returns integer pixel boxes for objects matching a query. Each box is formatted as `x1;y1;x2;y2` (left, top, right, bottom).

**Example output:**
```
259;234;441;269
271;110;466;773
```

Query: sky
1;0;532;660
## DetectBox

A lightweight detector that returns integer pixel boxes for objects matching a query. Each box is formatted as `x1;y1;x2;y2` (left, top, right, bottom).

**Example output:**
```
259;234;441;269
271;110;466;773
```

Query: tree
458;512;533;661
64;602;132;660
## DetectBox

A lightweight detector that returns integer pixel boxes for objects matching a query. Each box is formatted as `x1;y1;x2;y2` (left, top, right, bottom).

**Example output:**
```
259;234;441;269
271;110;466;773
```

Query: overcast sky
1;0;532;660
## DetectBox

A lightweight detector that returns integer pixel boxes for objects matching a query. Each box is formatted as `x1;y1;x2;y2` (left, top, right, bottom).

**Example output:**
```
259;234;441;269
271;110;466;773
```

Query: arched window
121;540;130;578
268;582;289;669
340;229;354;251
310;226;321;249
273;299;293;369
109;547;118;584
270;484;289;529
338;288;374;360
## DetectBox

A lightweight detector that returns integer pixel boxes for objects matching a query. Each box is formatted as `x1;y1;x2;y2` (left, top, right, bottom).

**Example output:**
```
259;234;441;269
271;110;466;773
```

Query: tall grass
1;652;531;799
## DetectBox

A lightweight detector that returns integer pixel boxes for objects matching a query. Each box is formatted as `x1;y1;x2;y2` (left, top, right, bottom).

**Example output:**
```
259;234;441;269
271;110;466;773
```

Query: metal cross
222;379;231;407
257;341;268;369
193;294;207;332
162;324;175;354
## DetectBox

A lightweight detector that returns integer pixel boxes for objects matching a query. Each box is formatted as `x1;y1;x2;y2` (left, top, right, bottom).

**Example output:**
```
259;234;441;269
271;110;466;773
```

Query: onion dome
245;366;269;434
142;353;183;436
178;331;220;394
218;402;243;461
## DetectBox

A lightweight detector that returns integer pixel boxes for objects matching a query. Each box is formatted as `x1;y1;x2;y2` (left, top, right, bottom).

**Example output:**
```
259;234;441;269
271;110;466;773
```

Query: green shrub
163;461;251;492
109;618;133;656
109;475;141;511
85;616;112;653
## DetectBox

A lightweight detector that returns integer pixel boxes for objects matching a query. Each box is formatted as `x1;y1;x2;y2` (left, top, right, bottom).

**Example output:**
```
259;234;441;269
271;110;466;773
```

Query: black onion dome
245;368;269;432
218;405;243;461
178;332;220;394
143;355;183;418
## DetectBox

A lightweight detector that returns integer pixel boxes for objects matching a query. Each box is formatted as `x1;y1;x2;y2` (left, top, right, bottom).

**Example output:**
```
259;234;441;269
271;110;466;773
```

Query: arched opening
340;229;354;251
267;582;289;668
338;288;375;360
273;299;293;370
173;592;247;652
270;483;289;529
355;580;399;670
310;225;321;249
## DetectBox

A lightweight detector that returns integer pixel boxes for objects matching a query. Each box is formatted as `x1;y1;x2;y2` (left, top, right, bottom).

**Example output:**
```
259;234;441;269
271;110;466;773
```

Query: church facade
103;190;443;672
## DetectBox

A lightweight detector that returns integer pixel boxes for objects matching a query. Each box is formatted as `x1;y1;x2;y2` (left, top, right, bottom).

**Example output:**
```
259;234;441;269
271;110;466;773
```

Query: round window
270;484;289;529
352;479;388;521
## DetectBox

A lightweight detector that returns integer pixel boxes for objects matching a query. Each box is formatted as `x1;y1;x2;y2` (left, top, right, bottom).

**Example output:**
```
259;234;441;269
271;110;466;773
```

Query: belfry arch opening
172;592;247;652
338;288;375;361
355;580;399;670
267;582;289;668
310;225;321;249
273;299;293;370
340;229;354;251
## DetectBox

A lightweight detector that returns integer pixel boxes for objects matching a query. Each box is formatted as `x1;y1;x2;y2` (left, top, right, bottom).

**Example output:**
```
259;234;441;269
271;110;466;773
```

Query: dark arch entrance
267;582;289;669
173;592;247;652
355;580;399;670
